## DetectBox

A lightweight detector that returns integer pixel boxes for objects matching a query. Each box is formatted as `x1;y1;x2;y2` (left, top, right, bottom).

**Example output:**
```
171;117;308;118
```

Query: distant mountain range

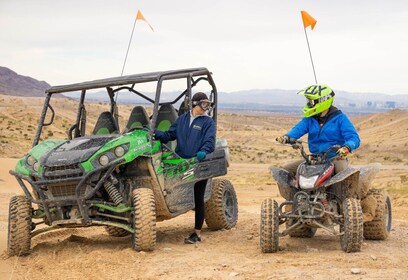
0;66;50;97
1;66;407;114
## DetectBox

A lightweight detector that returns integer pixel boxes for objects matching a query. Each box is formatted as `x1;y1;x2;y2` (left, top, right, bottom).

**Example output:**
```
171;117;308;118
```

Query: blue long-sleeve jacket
286;109;360;158
154;112;216;158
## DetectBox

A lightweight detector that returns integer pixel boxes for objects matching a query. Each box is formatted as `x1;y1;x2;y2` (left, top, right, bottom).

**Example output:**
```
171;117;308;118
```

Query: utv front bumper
9;159;125;225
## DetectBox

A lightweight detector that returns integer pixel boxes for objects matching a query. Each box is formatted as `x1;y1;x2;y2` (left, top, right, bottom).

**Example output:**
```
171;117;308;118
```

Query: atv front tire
105;226;131;237
131;188;156;251
205;179;238;230
340;198;363;253
260;198;279;253
363;189;392;240
8;195;32;256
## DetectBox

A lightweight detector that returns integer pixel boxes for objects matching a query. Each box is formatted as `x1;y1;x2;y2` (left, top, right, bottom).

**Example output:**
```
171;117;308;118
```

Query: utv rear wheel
340;198;363;253
105;226;131;237
8;196;32;256
131;188;156;251
260;198;279;253
205;179;238;230
363;189;392;240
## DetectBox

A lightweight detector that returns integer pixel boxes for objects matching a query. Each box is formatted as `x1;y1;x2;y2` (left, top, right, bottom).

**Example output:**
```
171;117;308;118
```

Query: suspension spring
103;180;123;206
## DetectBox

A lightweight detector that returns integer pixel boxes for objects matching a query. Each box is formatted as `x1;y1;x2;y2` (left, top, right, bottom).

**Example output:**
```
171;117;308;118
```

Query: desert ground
0;95;407;279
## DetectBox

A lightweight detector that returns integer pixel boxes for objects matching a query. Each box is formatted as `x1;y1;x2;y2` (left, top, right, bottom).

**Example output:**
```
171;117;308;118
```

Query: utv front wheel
131;188;156;251
340;198;363;253
205;179;238;230
260;198;279;253
8;196;32;256
363;189;392;240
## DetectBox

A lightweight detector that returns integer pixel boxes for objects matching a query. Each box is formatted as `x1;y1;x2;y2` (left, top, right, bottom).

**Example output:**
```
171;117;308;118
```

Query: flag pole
303;27;317;84
121;18;138;77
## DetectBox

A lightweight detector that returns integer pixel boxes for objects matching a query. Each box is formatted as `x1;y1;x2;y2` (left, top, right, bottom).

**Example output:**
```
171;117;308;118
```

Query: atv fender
322;167;360;188
356;163;381;198
270;167;295;200
322;168;362;199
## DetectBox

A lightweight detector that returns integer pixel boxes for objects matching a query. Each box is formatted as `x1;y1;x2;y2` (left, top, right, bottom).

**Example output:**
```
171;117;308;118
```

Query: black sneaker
184;232;201;244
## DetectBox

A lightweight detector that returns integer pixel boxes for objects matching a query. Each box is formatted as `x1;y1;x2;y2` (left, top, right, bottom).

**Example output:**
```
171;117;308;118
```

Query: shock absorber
103;175;123;206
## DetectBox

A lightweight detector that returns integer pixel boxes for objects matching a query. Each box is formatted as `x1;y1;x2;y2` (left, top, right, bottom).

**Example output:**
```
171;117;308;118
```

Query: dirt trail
0;160;407;280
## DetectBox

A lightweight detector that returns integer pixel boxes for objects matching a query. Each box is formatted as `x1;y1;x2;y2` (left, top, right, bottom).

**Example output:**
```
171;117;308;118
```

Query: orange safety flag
301;10;317;30
136;9;154;31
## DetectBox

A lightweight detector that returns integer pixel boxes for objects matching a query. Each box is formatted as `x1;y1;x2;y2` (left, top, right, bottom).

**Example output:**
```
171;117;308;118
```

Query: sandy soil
0;158;407;280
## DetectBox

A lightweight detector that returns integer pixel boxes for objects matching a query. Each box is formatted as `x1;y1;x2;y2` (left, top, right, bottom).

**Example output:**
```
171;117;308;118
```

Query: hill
0;66;50;97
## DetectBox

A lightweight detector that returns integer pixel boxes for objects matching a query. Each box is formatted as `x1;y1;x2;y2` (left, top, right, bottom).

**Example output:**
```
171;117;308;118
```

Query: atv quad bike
8;67;238;256
260;139;391;253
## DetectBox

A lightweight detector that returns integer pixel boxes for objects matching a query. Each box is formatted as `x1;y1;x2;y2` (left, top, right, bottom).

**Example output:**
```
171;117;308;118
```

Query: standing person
276;84;360;177
154;92;216;244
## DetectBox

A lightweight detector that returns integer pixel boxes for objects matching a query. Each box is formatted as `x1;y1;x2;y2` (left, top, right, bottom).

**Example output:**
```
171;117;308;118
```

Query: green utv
8;68;238;256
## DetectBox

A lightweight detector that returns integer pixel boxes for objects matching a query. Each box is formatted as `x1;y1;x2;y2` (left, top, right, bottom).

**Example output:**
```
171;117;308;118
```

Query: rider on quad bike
262;84;391;253
276;84;360;176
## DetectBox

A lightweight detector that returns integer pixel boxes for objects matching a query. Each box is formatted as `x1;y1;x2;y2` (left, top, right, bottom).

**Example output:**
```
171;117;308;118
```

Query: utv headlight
26;155;36;166
114;146;125;157
99;155;110;166
299;175;318;190
33;162;39;172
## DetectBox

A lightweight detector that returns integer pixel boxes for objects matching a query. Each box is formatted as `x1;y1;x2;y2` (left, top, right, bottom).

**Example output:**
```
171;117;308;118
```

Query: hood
41;135;117;166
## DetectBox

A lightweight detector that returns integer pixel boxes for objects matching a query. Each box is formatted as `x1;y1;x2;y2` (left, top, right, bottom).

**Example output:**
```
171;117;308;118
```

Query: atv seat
125;106;150;131
155;104;178;150
93;111;119;135
178;100;189;116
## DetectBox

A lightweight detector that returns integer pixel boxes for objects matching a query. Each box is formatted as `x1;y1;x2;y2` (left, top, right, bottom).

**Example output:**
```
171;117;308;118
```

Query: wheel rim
223;189;235;221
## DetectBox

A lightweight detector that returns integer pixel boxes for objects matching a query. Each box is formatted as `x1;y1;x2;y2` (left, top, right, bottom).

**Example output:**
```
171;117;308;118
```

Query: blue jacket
286;108;360;158
154;112;216;158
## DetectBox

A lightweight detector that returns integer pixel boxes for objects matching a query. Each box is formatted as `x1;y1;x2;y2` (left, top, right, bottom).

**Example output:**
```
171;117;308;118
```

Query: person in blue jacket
276;84;360;176
154;92;215;244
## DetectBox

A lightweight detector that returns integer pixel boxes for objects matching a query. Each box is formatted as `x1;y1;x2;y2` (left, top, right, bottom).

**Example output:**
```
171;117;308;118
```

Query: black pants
194;180;207;230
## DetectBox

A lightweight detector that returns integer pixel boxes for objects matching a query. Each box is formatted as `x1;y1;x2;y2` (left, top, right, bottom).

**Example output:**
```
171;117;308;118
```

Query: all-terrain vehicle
8;67;238;256
260;139;391;253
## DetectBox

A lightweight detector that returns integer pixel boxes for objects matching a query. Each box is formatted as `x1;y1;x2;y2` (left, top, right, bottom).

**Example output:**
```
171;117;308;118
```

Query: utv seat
178;100;189;116
125;106;150;132
155;104;178;150
155;104;178;132
93;111;119;135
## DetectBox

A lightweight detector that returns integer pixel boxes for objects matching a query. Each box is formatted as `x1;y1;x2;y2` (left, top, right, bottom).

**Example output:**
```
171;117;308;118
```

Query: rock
370;255;377;260
351;268;362;274
246;234;254;240
229;272;240;277
163;247;172;251
222;264;228;268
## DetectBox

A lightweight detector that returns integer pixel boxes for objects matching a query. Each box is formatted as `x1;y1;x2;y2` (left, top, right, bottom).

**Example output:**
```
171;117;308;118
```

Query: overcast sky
1;0;408;95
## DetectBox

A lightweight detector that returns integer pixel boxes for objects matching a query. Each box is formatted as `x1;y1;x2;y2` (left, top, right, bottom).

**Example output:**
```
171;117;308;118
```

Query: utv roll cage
33;67;218;146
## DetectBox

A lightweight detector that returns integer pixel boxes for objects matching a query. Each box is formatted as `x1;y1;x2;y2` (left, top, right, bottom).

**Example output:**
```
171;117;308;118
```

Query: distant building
385;101;396;108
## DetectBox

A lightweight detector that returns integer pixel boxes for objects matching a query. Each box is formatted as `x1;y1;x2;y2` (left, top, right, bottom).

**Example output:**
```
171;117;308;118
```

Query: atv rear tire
105;226;131;237
8;195;32;256
260;198;279;253
131;188;156;251
205;179;238;230
363;189;392;240
340;198;363;253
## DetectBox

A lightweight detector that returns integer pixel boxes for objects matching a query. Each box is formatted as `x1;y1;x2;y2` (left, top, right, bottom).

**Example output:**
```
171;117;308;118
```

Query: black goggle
193;99;213;110
307;99;317;108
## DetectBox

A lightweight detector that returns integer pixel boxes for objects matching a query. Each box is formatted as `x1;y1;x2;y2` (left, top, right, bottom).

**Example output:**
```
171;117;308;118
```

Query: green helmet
298;84;335;118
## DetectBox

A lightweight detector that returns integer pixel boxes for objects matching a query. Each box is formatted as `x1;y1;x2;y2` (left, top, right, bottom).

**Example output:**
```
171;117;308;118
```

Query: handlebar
284;138;341;164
